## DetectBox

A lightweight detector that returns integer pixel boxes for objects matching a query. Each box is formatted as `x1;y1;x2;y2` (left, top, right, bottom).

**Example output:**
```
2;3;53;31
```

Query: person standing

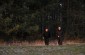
57;26;63;45
43;28;50;45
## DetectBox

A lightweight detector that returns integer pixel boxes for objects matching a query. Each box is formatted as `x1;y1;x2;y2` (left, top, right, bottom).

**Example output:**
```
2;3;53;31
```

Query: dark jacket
43;31;50;38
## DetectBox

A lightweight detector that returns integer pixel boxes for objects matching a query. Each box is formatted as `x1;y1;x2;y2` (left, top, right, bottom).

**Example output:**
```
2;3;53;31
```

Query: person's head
58;26;61;30
45;28;48;32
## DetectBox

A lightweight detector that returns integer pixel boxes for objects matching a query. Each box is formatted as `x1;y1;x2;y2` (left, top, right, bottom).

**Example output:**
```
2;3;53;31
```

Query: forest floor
0;41;85;55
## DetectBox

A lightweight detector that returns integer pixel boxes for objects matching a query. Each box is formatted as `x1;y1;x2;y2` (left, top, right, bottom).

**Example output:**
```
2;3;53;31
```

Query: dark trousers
57;37;63;45
44;37;49;45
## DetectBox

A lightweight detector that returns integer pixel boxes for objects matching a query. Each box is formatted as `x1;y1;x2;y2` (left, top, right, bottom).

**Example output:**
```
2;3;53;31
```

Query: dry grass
0;39;85;46
0;39;85;55
0;44;85;55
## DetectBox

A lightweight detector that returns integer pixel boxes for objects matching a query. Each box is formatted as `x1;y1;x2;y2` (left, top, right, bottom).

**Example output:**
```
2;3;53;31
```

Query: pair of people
43;27;63;45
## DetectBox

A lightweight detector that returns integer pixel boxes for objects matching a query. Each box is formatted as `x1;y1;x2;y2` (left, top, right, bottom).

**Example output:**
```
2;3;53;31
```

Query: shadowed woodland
0;0;85;44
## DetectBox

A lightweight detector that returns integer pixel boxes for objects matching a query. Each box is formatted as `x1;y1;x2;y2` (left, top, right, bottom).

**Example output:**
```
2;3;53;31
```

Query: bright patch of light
60;3;62;7
58;26;61;30
58;36;60;37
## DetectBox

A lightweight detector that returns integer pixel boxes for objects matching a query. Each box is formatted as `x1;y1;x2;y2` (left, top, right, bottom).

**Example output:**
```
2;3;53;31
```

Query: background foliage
0;0;85;42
